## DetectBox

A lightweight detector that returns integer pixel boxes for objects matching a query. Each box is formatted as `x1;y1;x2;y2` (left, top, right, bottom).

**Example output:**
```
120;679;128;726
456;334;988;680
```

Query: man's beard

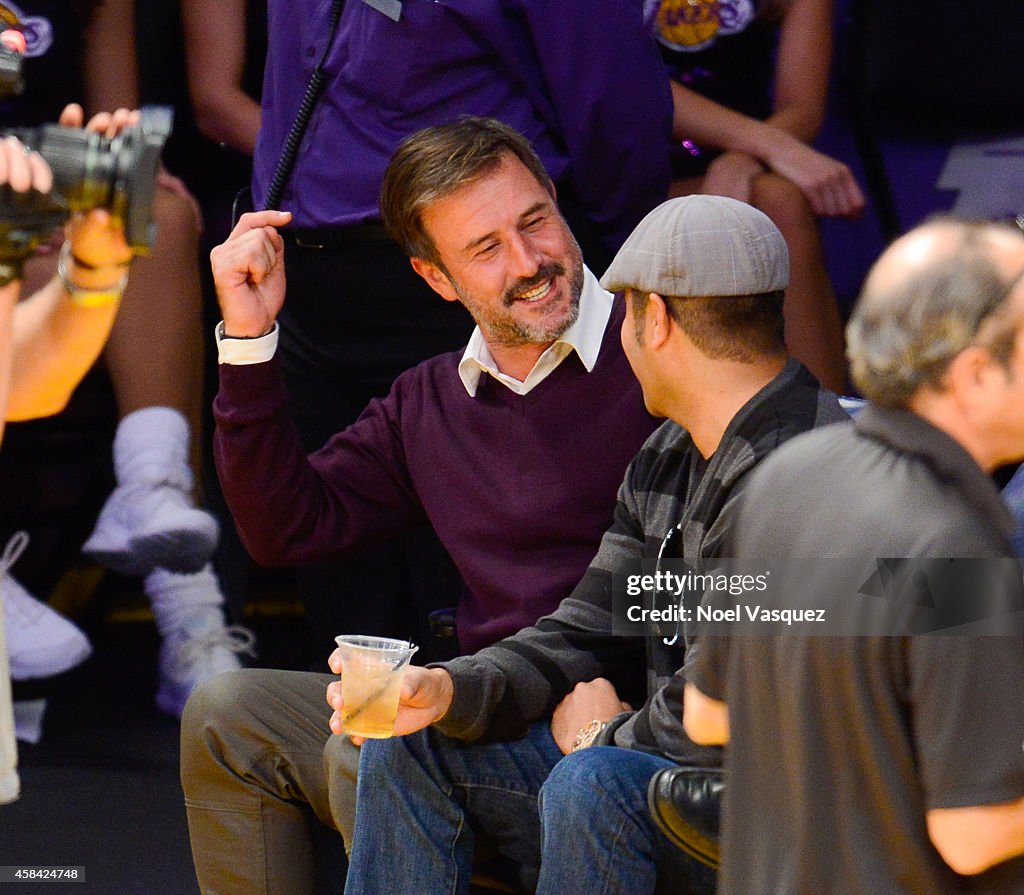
452;240;585;348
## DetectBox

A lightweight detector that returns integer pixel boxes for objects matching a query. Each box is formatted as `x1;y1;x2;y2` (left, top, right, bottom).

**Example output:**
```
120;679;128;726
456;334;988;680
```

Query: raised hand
210;210;292;338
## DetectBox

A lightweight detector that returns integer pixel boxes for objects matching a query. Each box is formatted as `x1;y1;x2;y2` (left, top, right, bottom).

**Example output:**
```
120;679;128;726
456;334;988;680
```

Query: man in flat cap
335;195;848;895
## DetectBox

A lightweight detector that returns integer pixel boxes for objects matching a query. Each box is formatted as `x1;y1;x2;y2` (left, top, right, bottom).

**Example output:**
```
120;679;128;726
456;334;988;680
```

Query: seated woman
653;0;864;392
1;0;252;717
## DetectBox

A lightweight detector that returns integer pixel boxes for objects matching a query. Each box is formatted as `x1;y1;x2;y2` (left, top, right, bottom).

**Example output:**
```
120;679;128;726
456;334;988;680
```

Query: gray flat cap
600;195;789;297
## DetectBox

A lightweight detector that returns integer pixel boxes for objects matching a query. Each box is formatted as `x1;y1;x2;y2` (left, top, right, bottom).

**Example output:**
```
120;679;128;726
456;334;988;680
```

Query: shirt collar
855;404;1017;540
457;267;612;397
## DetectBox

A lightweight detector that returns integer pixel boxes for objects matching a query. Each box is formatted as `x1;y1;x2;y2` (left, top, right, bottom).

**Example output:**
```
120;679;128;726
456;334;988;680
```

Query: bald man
685;217;1024;894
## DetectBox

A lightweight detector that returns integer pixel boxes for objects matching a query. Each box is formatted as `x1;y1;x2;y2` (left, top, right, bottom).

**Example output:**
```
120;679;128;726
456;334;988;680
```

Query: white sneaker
155;611;256;718
2;574;92;680
82;483;220;577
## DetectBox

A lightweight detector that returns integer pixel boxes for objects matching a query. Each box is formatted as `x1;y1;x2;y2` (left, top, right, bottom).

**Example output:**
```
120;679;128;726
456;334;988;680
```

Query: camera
3;107;174;253
0;10;172;256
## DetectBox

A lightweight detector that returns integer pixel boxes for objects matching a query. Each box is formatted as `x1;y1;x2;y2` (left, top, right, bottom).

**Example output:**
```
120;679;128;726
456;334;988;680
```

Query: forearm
671;81;795;162
82;0;140;113
928;796;1024;875
769;0;833;143
0;283;16;441
434;571;640;743
6;273;120;421
183;0;260;155
190;87;260;155
764;105;823;145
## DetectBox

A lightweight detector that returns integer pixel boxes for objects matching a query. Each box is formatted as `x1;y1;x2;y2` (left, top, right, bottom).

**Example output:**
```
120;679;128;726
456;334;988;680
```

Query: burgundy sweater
213;303;657;653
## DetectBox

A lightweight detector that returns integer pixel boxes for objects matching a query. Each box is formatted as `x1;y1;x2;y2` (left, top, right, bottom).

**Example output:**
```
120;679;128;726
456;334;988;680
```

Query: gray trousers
180;669;358;895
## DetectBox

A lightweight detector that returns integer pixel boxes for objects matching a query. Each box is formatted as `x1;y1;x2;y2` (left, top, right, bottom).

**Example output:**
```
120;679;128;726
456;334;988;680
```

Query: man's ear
646;293;673;350
945;345;1005;407
410;257;459;303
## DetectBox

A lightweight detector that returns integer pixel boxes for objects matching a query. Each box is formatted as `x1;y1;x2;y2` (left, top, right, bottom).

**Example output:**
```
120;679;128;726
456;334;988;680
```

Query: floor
1;577;333;895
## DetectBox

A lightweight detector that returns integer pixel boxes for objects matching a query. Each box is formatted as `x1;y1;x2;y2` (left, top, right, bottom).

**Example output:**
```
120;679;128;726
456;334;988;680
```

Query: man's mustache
503;262;566;306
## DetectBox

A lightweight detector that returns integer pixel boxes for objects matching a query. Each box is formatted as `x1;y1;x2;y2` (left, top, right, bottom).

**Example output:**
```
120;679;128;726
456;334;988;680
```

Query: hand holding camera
0;102;169;303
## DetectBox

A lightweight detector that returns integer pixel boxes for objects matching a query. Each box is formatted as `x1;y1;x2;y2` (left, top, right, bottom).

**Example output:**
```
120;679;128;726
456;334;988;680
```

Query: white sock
113;407;193;492
144;564;226;639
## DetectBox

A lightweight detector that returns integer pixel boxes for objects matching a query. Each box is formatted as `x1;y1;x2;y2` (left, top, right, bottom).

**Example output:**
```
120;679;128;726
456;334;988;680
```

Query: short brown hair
379;117;553;267
629;289;787;362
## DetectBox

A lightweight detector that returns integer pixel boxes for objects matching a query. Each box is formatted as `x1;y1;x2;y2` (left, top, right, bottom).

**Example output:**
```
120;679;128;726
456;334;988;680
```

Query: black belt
283;223;395;248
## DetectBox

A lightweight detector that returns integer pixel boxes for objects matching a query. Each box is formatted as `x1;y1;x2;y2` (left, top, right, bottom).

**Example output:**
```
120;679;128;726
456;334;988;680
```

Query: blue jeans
345;725;715;895
537;747;716;895
345;722;561;894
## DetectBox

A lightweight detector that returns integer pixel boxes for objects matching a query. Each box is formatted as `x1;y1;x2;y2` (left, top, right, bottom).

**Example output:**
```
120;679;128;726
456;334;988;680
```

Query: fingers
227;209;292;240
838;171;866;220
58;103;84;129
0;137;26;191
62;105;141;138
326;682;364;745
84;107;141;139
26;148;52;194
768;138;865;220
212;211;290;288
328;647;343;675
816;168;863;219
802;157;864;220
211;225;282;286
0;137;52;194
326;678;343;710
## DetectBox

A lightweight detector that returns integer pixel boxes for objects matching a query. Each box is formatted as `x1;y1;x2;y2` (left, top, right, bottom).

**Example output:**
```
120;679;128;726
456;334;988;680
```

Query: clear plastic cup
333;635;419;738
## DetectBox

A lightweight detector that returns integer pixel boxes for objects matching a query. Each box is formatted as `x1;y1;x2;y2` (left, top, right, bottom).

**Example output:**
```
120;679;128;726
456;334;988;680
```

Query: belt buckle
292;232;326;249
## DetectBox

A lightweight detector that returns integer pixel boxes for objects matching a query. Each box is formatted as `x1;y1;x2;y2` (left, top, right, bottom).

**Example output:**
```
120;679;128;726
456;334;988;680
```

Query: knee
356;729;440;792
180;669;258;785
751;173;816;238
541;747;661;826
182;668;247;738
147;188;201;276
153;186;200;240
540;748;618;815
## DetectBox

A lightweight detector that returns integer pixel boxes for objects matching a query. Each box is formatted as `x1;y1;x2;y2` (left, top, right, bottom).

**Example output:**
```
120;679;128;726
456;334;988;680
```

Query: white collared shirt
456;266;611;396
215;267;613;393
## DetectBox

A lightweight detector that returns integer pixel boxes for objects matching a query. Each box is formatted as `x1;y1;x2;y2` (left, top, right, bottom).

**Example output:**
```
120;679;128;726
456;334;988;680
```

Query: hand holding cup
327;638;453;746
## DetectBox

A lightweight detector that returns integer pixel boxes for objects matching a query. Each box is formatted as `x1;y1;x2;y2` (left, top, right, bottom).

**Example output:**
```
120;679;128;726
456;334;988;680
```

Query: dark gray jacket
434;359;847;763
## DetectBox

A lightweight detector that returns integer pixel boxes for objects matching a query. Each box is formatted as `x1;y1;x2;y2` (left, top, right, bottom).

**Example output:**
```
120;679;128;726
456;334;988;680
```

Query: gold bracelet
57;241;129;307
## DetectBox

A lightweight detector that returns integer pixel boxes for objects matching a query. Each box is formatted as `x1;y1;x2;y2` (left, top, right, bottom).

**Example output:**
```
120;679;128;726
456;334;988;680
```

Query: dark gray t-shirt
691;407;1024;894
